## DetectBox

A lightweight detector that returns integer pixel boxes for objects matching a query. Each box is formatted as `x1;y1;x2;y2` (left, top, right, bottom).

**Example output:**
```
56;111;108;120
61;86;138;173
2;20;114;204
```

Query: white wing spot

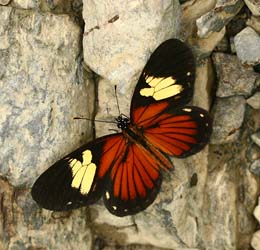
67;201;72;205
200;113;205;117
183;108;192;112
112;206;117;210
105;191;110;200
187;72;191;76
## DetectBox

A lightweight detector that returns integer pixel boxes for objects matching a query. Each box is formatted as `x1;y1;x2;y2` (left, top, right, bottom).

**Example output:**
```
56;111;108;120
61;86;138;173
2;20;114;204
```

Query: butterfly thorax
116;115;130;129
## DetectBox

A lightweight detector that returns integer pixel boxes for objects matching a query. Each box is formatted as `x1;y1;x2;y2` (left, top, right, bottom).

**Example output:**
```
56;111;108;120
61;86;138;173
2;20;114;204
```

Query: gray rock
196;0;244;38
247;92;260;109
244;0;260;16
251;131;260;147
250;159;260;176
234;26;260;66
212;53;257;97
0;7;93;186
211;96;246;144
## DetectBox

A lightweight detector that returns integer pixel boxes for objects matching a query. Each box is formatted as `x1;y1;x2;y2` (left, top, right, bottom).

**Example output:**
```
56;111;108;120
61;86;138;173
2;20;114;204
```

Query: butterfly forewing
131;38;195;118
31;134;122;211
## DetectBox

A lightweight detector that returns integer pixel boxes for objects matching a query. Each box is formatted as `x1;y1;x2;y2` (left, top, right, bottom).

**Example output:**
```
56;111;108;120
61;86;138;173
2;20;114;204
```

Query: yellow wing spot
69;150;97;195
183;108;192;112
140;75;182;101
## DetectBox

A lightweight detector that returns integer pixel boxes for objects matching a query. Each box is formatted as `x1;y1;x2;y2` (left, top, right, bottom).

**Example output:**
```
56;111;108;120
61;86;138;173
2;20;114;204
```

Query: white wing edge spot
183;108;192;112
105;191;110;200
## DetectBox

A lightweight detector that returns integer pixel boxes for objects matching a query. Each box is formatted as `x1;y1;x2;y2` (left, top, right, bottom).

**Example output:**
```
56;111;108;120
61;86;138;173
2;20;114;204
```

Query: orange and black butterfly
31;39;212;217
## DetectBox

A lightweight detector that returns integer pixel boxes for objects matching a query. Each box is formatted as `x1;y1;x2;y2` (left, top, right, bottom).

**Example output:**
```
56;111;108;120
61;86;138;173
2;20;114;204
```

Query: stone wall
0;0;259;249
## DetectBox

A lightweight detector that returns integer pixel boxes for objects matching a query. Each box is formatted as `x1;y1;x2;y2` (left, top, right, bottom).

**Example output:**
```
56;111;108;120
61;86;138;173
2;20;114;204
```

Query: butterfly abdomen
123;125;173;171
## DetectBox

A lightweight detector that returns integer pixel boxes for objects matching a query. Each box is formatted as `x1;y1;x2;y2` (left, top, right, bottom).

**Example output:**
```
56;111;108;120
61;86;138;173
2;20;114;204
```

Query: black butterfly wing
131;38;195;116
31;133;125;211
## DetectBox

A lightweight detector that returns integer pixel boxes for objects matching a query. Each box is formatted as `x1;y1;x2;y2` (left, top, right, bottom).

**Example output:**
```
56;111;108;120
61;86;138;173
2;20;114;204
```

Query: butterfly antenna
74;117;116;124
114;85;121;115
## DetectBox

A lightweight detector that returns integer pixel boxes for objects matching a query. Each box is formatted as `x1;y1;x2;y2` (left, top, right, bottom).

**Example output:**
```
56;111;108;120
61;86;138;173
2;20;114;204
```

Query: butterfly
31;39;212;217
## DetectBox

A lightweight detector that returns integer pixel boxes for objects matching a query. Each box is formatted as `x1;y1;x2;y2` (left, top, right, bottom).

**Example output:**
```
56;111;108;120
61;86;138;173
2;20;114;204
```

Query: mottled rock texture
0;1;259;250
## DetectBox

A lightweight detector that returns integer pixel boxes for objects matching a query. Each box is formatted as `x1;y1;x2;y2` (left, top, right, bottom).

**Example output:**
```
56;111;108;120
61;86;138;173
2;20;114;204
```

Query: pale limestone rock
245;0;260;16
0;0;11;5
253;197;260;223
247;92;260;109
202;163;237;249
12;0;40;9
251;231;260;250
0;7;93;186
83;0;180;89
191;26;226;59
234;27;260;66
193;58;214;109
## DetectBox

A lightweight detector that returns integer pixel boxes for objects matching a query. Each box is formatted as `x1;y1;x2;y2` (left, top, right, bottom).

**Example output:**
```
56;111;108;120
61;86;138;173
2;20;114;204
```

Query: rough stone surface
191;27;226;59
0;7;93;187
83;0;180;88
254;198;260;222
251;131;260;147
247;16;260;34
247;92;260;109
196;0;244;38
211;96;246;144
245;0;260;16
212;53;257;97
251;231;260;250
12;0;40;9
250;159;260;176
0;0;11;5
234;26;260;66
0;178;93;250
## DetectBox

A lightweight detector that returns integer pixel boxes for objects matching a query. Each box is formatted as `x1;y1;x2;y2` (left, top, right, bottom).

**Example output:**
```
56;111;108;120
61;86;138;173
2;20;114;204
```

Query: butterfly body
32;39;212;217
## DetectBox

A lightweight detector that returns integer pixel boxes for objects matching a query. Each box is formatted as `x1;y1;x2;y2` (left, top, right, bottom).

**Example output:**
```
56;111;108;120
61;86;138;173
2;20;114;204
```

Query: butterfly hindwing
103;143;162;216
143;106;212;158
